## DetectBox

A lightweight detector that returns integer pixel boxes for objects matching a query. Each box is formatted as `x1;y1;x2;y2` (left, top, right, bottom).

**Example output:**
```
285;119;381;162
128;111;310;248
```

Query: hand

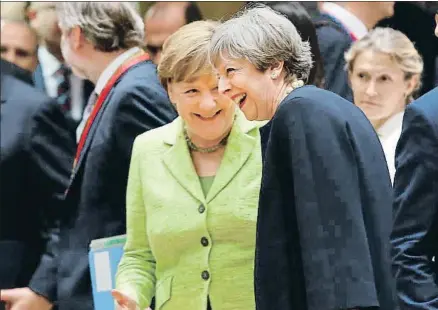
112;289;145;310
0;287;53;310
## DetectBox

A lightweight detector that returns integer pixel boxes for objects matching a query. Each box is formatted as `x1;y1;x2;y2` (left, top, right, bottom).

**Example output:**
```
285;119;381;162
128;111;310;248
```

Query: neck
267;80;293;120
86;49;129;84
342;3;379;29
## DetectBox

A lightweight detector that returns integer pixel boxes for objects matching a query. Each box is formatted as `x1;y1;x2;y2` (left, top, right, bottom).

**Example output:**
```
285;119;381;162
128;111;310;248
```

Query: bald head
144;1;202;64
0;20;39;72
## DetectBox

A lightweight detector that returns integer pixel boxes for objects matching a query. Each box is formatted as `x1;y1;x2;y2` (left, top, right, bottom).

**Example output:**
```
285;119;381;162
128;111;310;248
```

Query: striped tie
57;65;71;112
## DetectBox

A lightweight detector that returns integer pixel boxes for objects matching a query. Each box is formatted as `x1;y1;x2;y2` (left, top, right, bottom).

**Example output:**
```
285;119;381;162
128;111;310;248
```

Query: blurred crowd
0;1;437;310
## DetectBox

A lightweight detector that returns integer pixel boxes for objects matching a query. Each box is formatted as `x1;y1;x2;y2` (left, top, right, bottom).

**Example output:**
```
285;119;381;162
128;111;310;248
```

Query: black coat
255;86;398;310
0;72;75;289
391;87;438;309
314;14;354;103
28;59;177;310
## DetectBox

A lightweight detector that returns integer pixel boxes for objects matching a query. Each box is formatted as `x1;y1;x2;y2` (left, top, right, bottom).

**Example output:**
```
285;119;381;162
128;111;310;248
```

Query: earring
271;72;278;79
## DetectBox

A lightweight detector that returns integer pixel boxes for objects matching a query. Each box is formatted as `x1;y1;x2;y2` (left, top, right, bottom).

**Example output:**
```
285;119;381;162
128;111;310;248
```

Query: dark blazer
391;87;438;309
0;59;35;86
255;86;398;310
28;59;177;310
314;14;354;102
0;73;74;289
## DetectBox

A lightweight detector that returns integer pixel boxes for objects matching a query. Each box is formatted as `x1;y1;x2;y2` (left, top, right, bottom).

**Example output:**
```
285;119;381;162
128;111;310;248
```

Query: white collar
38;45;62;77
94;47;141;95
321;2;368;40
377;111;405;139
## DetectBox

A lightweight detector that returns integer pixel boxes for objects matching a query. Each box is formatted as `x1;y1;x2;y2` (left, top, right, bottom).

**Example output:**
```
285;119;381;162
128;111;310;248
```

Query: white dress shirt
377;111;405;184
75;47;141;143
320;2;368;40
38;46;85;121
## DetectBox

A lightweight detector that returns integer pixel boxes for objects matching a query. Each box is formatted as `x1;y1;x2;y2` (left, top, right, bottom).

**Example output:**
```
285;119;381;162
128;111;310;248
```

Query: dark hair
264;2;325;88
184;2;203;24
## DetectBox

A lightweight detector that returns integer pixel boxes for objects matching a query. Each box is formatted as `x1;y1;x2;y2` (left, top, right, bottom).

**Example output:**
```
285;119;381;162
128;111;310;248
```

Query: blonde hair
158;20;219;91
345;27;424;102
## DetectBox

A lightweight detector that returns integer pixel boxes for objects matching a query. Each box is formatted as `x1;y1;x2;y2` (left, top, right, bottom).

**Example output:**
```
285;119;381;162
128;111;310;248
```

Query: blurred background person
144;1;203;64
315;1;395;102
0;19;39;73
346;27;423;183
0;57;74;297
391;12;438;308
0;2;176;310
27;1;94;128
265;1;325;88
378;2;438;95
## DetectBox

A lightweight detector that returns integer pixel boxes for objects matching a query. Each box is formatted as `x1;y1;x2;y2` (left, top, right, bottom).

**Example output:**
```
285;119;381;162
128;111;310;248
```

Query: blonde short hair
345;27;424;101
158;20;219;90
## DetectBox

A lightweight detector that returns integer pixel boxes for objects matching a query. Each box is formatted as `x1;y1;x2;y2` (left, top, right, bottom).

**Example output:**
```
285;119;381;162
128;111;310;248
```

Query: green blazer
116;109;263;310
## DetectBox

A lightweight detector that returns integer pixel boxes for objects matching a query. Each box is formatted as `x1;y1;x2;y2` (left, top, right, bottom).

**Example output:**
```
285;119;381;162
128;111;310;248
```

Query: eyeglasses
145;44;163;56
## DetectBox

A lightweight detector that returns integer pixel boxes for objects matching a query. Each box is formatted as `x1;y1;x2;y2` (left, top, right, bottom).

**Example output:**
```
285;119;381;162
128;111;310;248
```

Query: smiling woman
114;20;263;310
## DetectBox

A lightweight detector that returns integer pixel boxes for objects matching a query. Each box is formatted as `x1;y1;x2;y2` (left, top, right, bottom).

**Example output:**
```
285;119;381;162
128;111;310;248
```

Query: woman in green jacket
112;20;262;310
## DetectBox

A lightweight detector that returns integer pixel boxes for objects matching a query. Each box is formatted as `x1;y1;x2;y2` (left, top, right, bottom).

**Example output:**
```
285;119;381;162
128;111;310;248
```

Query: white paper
94;251;113;292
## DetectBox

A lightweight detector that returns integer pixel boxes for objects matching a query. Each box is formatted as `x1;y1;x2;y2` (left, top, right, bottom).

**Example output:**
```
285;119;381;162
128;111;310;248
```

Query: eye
226;68;236;75
184;89;198;94
357;72;367;79
379;75;391;82
0;46;7;53
16;49;31;58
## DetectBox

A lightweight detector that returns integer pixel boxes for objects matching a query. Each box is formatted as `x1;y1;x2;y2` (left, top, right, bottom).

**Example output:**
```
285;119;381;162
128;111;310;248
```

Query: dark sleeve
391;105;438;308
112;79;176;161
27;98;75;302
256;95;381;310
316;27;353;102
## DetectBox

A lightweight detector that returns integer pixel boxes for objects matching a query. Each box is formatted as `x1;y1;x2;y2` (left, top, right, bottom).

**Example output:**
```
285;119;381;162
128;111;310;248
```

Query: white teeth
234;94;247;105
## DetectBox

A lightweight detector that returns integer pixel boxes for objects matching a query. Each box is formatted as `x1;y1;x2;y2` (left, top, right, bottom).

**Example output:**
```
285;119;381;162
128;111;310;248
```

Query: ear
405;74;420;98
166;81;178;109
268;61;285;80
68;26;85;51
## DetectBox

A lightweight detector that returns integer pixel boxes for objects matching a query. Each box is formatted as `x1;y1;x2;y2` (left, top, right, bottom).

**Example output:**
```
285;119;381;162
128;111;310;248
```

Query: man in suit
0;3;176;310
27;2;94;126
314;1;394;102
0;58;74;293
391;14;438;309
144;1;203;64
0;19;39;73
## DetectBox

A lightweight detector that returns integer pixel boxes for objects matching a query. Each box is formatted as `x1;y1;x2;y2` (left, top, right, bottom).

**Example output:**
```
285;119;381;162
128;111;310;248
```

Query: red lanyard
73;52;150;167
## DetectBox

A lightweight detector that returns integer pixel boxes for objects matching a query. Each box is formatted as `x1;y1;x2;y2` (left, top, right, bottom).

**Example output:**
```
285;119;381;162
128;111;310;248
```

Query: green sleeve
115;138;156;309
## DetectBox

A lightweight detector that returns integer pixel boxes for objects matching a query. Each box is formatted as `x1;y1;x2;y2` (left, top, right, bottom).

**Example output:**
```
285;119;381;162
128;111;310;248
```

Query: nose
199;92;217;111
218;75;231;94
365;81;378;97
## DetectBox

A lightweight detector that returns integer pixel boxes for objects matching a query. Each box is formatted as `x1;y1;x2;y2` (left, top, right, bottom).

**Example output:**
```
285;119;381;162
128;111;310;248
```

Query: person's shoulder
2;74;54;111
133;117;181;153
407;88;438;129
314;15;351;45
277;86;366;125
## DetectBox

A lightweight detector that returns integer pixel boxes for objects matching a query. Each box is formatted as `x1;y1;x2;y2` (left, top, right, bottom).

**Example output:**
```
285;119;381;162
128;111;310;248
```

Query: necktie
57;65;72;112
76;91;98;143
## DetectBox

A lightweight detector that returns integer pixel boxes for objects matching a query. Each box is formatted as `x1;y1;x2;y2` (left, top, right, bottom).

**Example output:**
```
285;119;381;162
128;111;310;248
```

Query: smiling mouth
194;110;222;120
233;94;247;109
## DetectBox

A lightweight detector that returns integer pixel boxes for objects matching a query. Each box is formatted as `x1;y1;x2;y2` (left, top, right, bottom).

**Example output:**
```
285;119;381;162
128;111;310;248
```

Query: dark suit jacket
391;87;438;309
255;86;398;310
28;59;177;310
314;14;354;102
0;73;75;289
0;59;35;86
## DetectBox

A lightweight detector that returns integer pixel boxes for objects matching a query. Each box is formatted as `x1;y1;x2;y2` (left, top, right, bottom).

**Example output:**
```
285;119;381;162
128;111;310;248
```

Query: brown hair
158;20;219;91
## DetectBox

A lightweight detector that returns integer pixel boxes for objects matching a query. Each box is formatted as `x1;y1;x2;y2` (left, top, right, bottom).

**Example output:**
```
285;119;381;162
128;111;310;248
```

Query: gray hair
209;4;312;84
57;2;144;52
